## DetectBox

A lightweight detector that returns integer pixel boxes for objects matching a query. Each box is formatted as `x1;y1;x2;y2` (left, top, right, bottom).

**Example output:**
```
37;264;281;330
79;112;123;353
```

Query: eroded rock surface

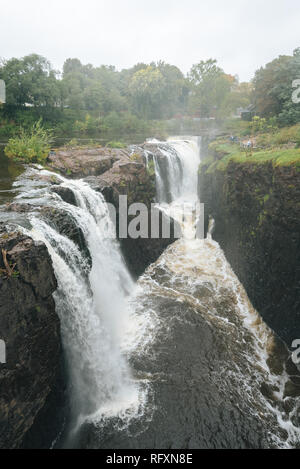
47;147;128;178
0;226;63;448
199;159;300;345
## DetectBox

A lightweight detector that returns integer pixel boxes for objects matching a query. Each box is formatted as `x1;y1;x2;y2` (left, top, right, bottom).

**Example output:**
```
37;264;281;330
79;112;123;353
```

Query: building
236;104;256;121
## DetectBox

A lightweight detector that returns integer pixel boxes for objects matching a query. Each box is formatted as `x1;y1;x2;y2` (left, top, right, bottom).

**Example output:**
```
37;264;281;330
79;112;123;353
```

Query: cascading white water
149;137;202;240
149;136;200;205
4;139;299;449
19;172;149;434
139;136;300;448
166;136;201;202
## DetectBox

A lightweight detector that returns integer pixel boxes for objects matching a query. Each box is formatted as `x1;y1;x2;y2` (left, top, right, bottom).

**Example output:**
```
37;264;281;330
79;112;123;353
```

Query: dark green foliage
1;48;300;141
253;48;300;126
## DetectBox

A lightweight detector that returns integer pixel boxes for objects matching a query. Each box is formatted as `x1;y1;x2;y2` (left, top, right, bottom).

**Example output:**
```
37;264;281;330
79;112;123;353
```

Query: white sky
0;0;299;81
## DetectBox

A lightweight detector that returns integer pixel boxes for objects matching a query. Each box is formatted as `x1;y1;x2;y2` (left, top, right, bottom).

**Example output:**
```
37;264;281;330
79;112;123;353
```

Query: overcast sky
1;0;299;81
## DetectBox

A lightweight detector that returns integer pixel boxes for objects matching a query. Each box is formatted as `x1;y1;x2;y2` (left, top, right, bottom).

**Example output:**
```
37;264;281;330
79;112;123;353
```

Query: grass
106;141;127;149
202;139;300;173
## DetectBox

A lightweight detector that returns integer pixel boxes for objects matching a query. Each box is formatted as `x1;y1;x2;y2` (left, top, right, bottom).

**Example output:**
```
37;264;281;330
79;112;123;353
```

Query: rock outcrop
0;143;181;448
0;226;63;448
120;207;181;277
81;147;180;277
199;158;300;345
47;147;128;178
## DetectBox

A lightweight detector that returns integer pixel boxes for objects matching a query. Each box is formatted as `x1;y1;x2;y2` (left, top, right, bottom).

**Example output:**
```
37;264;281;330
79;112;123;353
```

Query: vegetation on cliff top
202;120;300;173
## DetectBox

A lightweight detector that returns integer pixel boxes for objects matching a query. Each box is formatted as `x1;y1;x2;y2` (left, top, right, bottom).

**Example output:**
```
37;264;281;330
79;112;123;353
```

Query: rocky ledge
47;146;128;178
199;157;300;345
0;226;63;448
50;144;180;277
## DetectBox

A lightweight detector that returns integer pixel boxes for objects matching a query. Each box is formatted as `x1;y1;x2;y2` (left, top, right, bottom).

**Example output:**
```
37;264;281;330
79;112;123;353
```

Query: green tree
129;66;166;119
0;54;60;107
188;59;234;117
253;48;300;125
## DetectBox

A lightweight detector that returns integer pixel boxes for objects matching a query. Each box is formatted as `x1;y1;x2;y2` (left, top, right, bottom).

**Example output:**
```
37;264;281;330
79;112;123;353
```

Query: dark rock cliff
0;144;180;447
0;227;64;448
199;159;300;345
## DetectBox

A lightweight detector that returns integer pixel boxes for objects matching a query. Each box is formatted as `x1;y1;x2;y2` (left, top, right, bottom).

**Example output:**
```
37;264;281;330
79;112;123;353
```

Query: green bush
274;125;300;146
255;133;274;148
106;141;127;149
250;116;278;134
4;120;53;163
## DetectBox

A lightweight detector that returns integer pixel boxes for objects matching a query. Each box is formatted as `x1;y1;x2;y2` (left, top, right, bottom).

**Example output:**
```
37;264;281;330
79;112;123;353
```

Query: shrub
146;159;155;176
106;141;127;149
255;133;274;148
274;125;300;146
4;120;53;163
130;152;142;162
249;116;278;134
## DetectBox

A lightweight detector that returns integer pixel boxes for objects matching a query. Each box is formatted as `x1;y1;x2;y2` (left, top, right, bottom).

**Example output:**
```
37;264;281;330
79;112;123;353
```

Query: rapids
1;137;299;448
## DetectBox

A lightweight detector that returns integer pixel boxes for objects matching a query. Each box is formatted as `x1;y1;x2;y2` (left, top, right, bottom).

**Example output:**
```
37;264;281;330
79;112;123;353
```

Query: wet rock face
120;207;181;278
41;144;178;276
0;226;63;448
82;150;179;277
51;186;77;206
1;202;90;265
199;160;300;345
47;147;128;178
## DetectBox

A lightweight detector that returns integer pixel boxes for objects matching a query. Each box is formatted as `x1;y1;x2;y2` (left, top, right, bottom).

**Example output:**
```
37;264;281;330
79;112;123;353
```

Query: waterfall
147;137;202;240
4;139;300;449
148;136;201;204
166;136;201;201
17;172;148;437
139;136;300;449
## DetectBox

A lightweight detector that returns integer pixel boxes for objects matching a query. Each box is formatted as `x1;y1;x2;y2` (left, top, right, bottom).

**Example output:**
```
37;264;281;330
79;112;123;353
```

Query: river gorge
0;137;299;449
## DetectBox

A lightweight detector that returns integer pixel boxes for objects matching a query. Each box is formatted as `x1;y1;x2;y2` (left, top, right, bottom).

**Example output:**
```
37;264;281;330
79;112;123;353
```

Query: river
0;147;24;204
0;137;299;449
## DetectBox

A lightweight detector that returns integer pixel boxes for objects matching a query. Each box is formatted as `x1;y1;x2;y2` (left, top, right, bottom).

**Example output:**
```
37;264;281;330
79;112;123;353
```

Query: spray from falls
147;136;200;205
139;136;300;448
4;137;300;449
16;172;148;438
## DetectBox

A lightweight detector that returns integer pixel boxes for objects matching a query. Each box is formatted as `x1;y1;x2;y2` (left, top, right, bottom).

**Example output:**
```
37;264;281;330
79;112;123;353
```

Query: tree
187;59;234;117
129;66;166;119
252;48;300;125
0;54;60;107
156;61;188;117
218;81;252;118
188;59;223;86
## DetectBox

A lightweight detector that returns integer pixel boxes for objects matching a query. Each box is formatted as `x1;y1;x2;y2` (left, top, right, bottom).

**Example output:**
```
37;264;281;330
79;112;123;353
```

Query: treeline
0;54;250;139
0;48;299;140
253;48;300;126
